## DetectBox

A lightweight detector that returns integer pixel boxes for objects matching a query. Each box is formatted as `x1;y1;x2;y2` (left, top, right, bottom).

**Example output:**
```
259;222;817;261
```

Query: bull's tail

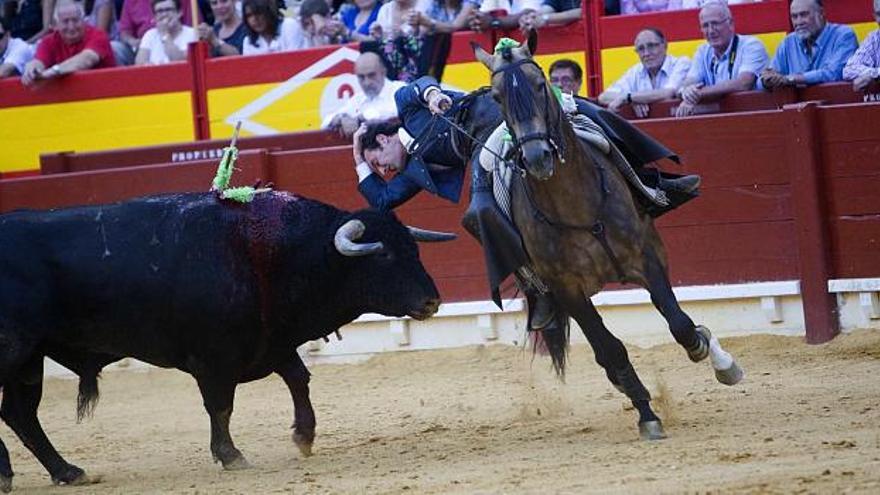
76;372;100;422
529;310;570;380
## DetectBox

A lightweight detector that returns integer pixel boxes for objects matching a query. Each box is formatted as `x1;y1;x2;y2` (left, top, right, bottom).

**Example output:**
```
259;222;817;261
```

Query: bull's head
333;214;453;320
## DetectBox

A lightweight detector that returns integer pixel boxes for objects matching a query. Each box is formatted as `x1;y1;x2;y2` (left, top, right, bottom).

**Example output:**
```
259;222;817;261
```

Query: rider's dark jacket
357;76;469;212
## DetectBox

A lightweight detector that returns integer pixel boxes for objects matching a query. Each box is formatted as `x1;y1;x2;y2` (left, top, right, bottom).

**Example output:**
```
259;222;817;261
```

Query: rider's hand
427;90;452;115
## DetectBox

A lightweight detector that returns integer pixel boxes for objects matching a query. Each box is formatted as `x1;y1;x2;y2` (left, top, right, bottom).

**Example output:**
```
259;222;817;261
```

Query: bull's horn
407;226;457;242
334;220;384;256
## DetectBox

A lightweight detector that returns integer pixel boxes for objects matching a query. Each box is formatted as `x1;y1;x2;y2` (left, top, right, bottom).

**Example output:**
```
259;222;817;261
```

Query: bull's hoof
293;431;314;457
638;420;667;441
715;361;745;386
1;474;11;493
221;456;252;471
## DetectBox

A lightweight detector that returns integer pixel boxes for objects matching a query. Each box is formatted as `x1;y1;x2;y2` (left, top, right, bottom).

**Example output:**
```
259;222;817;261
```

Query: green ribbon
494;38;520;53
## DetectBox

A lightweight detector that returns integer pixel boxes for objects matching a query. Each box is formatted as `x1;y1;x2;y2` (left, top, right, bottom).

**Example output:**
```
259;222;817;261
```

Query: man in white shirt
135;0;196;65
323;52;406;137
0;18;34;77
599;28;690;118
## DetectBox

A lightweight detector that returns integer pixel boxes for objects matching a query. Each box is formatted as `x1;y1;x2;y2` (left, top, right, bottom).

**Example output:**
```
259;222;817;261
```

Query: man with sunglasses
674;1;768;117
599;28;690;118
0;17;34;77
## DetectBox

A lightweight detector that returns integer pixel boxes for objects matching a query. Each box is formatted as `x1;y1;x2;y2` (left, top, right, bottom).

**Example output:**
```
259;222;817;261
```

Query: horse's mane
453;88;503;161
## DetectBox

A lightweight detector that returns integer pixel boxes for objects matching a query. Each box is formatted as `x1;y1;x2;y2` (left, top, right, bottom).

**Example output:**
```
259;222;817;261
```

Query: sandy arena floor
3;330;880;494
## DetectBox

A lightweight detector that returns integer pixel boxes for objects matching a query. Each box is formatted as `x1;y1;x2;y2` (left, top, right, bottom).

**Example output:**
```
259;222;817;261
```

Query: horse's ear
523;29;538;57
471;41;493;70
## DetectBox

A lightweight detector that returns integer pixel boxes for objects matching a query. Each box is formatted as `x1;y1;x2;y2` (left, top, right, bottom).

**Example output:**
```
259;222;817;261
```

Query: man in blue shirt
674;1;769;117
761;0;858;89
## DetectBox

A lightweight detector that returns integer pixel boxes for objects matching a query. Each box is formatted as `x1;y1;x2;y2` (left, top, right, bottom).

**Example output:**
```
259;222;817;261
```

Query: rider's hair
360;122;402;151
548;59;582;82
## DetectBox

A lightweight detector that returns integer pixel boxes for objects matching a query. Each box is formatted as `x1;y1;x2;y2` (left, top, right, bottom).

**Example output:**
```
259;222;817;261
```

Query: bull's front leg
275;353;315;457
193;374;250;470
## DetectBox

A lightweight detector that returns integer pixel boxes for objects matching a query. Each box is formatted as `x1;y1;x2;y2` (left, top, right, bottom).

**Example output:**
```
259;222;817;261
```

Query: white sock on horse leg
708;334;734;371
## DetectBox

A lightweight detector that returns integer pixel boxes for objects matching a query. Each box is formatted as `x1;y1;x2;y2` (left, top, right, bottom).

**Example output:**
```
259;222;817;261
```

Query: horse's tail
528;310;571;380
76;371;100;423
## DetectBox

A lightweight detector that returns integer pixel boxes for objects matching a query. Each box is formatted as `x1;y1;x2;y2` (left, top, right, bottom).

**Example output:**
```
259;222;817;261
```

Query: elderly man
21;0;115;86
674;1;768;117
599;28;690;118
761;0;857;89
322;52;406;137
843;0;880;93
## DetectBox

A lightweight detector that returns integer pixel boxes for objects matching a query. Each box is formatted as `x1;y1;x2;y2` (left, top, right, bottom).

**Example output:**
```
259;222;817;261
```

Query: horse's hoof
715;361;745;386
1;474;11;493
638;420;667;441
293;432;314;457
687;326;711;363
222;456;252;471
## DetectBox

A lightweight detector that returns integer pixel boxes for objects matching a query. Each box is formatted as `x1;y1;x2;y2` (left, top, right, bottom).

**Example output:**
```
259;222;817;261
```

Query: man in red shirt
21;0;115;86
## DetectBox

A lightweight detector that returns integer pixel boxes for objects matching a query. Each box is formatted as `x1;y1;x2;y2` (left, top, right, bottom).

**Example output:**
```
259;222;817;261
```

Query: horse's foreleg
643;248;744;385
554;286;665;440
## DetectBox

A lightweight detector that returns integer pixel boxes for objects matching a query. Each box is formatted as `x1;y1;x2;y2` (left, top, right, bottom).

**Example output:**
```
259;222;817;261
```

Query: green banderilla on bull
210;121;272;203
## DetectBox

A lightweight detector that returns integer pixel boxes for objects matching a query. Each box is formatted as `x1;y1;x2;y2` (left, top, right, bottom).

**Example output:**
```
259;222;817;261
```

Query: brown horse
472;31;743;440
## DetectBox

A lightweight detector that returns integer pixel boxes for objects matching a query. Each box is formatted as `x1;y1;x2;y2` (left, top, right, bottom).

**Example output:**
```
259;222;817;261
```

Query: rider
352;74;699;331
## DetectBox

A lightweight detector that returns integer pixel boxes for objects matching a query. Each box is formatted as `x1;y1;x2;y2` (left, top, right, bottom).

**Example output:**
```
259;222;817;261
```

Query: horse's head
472;30;563;181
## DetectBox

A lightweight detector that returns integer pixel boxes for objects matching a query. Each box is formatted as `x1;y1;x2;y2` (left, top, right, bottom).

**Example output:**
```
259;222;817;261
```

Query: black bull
0;191;447;490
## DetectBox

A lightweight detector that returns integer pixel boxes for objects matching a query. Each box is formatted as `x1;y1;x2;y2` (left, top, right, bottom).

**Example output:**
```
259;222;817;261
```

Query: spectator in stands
761;0;857;90
412;0;478;34
518;0;581;31
682;0;763;8
599;27;689;117
1;16;34;76
621;0;680;15
117;0;195;65
21;0;115;86
548;58;582;95
135;0;195;65
197;0;245;56
605;0;620;15
322;51;406;136
469;0;542;32
843;0;880;93
3;0;53;43
84;0;117;40
242;0;342;55
674;1;768;117
371;0;429;82
339;0;381;42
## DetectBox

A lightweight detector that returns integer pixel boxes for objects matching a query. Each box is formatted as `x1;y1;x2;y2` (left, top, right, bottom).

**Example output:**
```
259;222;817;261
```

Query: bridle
489;57;566;167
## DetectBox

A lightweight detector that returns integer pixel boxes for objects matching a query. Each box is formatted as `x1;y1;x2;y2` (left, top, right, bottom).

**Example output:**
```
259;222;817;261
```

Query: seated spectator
842;0;880;94
339;0;381;42
761;0;857;90
548;58;582;95
599;27;689;117
682;0;763;8
197;0;245;56
621;0;681;15
1;16;34;77
3;0;53;43
519;0;581;31
84;0;117;39
116;0;195;65
674;1;768;117
469;0;542;32
242;0;341;55
371;0;430;81
322;51;406;136
414;0;478;34
135;0;195;65
21;0;115;86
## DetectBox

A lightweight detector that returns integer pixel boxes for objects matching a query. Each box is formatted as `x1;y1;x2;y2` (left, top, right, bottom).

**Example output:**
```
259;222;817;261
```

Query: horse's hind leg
643;247;744;385
0;355;87;486
554;286;666;440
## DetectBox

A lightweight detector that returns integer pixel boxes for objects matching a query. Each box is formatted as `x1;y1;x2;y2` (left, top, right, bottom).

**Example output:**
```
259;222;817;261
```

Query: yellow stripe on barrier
1;92;194;173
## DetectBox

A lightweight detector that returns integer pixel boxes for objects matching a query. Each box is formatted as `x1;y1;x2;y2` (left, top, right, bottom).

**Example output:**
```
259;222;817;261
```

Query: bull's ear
523;28;538;57
472;41;493;70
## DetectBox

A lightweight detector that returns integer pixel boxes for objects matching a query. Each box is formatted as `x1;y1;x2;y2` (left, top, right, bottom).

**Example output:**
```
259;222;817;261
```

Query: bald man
322;52;406;137
761;0;857;89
